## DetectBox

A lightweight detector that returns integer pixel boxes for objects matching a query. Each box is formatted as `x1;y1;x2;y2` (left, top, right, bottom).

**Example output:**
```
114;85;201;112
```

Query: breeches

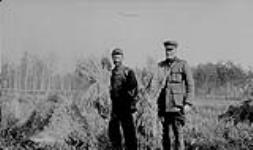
162;112;185;150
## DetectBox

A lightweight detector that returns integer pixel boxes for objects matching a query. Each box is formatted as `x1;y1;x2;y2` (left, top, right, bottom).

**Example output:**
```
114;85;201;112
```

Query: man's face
112;54;123;67
165;45;177;60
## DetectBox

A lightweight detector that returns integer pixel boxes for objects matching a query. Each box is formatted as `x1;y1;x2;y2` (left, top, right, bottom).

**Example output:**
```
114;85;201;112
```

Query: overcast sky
1;0;253;72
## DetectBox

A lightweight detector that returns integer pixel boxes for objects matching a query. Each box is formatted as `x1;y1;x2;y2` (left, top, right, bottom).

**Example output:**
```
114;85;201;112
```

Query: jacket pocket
173;94;184;107
170;83;183;94
170;72;182;83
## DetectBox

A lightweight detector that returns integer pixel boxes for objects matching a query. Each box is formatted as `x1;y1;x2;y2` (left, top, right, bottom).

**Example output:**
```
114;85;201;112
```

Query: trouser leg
162;117;171;150
120;113;137;150
109;114;122;149
172;118;185;150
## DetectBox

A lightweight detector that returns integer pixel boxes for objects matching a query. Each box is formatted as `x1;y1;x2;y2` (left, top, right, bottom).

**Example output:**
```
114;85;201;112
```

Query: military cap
111;48;124;56
163;40;178;48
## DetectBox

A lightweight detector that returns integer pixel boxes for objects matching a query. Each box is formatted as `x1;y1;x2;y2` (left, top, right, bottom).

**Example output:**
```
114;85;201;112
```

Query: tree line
192;61;253;99
1;52;253;99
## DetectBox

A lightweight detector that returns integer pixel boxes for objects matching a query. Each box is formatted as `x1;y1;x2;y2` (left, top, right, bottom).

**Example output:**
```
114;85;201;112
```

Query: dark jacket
110;65;138;114
157;57;194;114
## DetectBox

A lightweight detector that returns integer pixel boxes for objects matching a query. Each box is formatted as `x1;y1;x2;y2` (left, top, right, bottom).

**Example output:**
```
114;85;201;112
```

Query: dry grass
184;98;253;150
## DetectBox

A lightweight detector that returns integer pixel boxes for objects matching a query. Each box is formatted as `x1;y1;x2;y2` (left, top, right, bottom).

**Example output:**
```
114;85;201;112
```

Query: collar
166;57;178;64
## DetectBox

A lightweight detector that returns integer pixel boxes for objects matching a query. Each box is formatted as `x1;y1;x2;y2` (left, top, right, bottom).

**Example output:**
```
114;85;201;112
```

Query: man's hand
130;104;137;113
158;111;165;123
183;104;192;113
159;116;165;123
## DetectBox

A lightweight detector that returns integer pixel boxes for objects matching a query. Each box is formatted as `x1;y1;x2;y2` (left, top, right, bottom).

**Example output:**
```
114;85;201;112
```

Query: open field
184;98;253;150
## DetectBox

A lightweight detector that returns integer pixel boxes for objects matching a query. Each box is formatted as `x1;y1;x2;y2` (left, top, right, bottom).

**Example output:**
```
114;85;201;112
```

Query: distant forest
192;61;253;99
1;52;253;100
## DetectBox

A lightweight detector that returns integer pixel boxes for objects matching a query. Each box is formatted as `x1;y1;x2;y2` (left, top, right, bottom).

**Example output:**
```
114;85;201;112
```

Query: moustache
113;61;121;64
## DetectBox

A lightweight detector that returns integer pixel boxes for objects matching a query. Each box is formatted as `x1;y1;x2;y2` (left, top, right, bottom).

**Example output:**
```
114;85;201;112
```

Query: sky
1;0;253;73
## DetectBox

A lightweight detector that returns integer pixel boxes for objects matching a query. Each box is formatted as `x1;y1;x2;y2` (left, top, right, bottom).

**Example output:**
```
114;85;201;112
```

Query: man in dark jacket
109;48;138;150
157;40;194;150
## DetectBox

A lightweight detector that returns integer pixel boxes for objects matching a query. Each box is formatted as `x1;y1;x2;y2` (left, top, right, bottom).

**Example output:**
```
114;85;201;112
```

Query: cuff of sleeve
183;98;193;106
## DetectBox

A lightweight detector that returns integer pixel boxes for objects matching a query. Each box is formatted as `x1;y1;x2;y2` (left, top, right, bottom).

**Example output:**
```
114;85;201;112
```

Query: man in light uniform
157;40;194;150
